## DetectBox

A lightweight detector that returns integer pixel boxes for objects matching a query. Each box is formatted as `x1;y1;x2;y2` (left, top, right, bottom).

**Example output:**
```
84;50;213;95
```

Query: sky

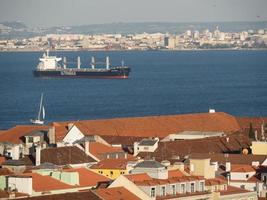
0;0;267;27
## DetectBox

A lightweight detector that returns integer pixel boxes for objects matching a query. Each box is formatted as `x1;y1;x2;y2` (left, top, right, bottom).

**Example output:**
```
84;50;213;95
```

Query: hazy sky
0;0;267;27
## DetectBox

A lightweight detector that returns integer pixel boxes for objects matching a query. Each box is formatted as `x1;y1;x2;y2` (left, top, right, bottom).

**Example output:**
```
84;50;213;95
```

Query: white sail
42;106;45;120
31;93;45;125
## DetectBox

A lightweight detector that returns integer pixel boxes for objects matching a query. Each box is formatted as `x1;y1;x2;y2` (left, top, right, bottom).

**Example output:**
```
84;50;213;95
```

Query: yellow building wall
251;141;267;155
190;158;215;179
90;168;127;180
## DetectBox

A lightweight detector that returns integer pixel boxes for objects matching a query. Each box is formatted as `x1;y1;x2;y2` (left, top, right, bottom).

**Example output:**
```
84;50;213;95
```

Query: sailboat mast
37;93;43;120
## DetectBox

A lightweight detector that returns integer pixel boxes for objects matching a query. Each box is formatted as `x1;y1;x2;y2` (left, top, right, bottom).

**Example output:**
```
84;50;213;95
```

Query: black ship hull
33;67;130;79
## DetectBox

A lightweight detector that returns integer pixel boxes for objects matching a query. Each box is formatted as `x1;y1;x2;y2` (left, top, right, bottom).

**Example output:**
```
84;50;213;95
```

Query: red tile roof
168;169;185;178
17;190;102;200
124;173;153;182
90;159;133;170
125;173;203;186
22;173;73;192
138;133;251;162
96;187;141;200
205;178;227;186
0;156;6;165
220;185;252;196
0;125;49;144
63;168;110;187
0;168;14;176
53;112;241;139
231;164;256;173
88;142;124;160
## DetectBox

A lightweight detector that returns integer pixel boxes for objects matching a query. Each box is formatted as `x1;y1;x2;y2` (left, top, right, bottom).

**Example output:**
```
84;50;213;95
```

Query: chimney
35;145;41;166
190;163;194;172
226;137;229;143
48;126;56;144
85;140;89;155
68;123;74;130
252;161;260;167
225;162;231;172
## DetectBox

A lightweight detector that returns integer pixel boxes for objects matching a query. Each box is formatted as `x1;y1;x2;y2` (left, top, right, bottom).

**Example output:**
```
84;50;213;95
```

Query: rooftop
90;158;133;170
41;146;97;165
134;160;165;169
88;142;125;160
220;185;254;196
63;168;110;187
97;187;141;200
18;190;101;200
139;138;158;146
22;172;73;192
231;164;256;173
0;125;50;144
53;112;241;138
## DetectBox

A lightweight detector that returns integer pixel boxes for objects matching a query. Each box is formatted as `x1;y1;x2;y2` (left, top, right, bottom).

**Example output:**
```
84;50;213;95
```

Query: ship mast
37;93;43;120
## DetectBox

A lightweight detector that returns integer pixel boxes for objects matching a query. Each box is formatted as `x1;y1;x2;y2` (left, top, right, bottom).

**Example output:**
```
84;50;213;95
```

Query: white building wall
8;176;32;195
230;171;255;181
63;125;84;145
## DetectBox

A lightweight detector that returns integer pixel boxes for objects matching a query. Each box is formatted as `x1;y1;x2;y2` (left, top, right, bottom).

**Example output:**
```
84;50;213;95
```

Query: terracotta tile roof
22;172;73;192
17;190;102;200
88;142;125;160
138;133;251;163
90;159;133;170
0;125;50;144
125;173;204;186
100;135;147;145
63;168;110;187
220;185;252;196
237;117;267;130
168;169;185;178
0;156;6;165
0;167;14;176
0;190;28;198
53;112;241;139
96;187;141;200
41;146;97;165
231;164;256;173
188;153;267;165
52;122;69;142
124;173;153;182
205;178;227;186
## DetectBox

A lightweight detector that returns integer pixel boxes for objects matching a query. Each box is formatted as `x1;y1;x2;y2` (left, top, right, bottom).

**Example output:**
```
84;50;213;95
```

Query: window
181;184;185;193
150;187;156;197
190;183;195;193
171;184;176;195
246;174;249;178
110;171;113;176
120;171;125;174
28;137;33;143
199;182;204;191
161;186;166;196
263;175;267;182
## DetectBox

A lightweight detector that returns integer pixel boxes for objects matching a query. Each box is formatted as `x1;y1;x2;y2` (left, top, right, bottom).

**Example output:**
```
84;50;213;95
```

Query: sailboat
30;93;45;125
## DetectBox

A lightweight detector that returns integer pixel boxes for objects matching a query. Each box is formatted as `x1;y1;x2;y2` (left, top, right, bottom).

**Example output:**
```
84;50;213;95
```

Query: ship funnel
63;57;67;69
91;56;95;69
106;56;110;70
77;56;81;69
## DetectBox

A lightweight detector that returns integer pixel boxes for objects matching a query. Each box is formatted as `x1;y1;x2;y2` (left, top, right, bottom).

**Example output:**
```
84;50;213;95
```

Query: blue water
0;50;266;129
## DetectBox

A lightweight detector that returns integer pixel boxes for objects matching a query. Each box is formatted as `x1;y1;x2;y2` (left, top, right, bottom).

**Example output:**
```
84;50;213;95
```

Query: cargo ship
33;51;130;78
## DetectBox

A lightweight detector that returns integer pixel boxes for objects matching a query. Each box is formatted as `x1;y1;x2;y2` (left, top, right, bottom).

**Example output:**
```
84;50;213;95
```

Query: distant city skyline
0;0;267;27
